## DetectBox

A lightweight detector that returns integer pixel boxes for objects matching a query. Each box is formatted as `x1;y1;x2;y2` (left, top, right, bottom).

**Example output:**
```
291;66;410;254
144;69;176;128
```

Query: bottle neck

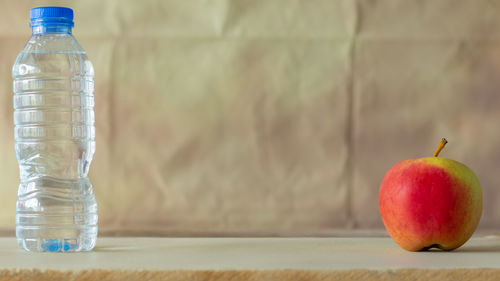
32;23;73;35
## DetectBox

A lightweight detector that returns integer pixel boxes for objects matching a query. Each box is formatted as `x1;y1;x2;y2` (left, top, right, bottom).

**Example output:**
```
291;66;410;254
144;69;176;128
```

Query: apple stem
433;138;448;157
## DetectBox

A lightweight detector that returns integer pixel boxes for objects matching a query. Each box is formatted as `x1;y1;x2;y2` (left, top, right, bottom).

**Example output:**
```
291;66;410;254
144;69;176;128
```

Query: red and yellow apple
379;138;482;251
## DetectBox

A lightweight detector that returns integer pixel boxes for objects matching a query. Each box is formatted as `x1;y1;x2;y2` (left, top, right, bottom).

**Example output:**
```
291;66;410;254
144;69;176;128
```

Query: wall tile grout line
344;0;360;229
104;0;119;227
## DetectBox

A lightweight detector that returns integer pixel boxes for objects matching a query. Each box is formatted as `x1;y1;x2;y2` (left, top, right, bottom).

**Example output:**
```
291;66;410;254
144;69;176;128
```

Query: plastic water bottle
12;7;97;252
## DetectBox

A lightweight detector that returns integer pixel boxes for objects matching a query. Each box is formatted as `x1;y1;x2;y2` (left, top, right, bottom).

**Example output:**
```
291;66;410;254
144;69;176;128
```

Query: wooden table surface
0;236;499;280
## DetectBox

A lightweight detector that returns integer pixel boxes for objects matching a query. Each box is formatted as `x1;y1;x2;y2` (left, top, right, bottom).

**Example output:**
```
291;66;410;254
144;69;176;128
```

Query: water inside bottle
13;48;97;252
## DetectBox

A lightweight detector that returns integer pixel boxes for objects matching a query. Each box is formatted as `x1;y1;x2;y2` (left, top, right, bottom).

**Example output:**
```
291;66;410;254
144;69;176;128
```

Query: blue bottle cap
30;7;74;27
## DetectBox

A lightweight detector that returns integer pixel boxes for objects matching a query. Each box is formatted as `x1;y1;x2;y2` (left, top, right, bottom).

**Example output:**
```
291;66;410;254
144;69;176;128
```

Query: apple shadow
454;245;500;253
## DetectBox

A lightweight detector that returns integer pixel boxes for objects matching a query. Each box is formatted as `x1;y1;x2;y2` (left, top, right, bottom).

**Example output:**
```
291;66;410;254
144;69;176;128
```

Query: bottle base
17;236;96;252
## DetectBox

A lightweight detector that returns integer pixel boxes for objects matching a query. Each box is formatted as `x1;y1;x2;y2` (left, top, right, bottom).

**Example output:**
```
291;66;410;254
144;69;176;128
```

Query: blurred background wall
0;0;499;236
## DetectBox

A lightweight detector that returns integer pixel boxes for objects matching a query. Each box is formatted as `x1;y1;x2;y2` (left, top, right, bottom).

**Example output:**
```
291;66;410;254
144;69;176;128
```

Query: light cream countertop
1;237;499;280
1;236;500;270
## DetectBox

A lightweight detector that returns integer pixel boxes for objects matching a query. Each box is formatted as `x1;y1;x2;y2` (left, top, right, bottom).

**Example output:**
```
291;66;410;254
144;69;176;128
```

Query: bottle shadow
93;246;140;253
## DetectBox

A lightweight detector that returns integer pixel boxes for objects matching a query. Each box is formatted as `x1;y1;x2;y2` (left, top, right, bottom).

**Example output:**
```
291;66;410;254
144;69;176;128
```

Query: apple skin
379;157;482;251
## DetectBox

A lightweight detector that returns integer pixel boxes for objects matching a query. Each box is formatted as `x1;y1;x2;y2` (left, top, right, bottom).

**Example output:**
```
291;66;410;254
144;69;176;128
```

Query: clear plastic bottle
12;7;97;252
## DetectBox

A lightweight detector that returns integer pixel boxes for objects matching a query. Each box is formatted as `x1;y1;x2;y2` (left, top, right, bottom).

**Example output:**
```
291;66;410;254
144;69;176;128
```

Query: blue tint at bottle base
41;238;79;252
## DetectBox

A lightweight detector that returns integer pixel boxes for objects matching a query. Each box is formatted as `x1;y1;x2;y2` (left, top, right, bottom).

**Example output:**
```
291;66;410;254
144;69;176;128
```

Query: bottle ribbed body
13;33;97;252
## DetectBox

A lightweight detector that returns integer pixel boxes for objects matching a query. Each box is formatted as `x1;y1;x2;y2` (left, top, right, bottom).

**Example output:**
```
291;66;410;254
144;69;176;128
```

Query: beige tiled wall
1;0;499;235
